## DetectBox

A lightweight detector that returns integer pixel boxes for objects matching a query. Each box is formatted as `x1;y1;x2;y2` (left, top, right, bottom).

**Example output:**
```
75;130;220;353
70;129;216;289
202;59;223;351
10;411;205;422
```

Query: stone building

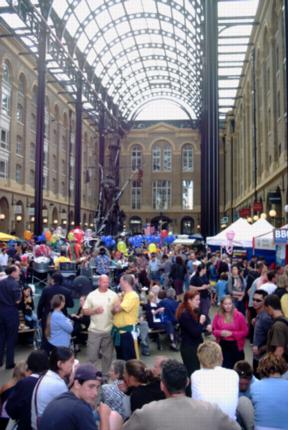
0;25;99;235
119;120;201;234
221;0;288;227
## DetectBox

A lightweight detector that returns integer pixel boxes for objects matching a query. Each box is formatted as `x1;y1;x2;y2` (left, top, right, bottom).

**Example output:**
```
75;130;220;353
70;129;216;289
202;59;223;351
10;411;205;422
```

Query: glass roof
218;0;259;120
0;0;259;123
0;0;203;122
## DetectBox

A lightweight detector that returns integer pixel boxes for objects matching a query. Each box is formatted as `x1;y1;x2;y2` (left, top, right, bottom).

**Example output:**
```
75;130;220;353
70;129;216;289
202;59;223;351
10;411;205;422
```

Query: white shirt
260;282;277;295
31;370;68;429
83;288;118;333
0;253;8;266
191;366;239;420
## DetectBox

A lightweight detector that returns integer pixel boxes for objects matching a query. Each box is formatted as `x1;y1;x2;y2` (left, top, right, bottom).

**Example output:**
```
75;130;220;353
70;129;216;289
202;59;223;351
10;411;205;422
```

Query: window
16;164;22;184
182;144;193;171
163;144;172;171
182;180;193;209
2;61;10;83
18;75;25;96
0;129;9;150
30;169;35;187
152;180;171;210
131;145;142;171
152;145;161;171
16;135;23;155
0;160;7;178
16;103;24;123
277;91;281;118
1;91;10;115
152;142;172;171
61;181;66;196
2;61;11;116
43;174;47;190
31;113;36;131
131;180;141;209
52;177;57;194
30;142;35;160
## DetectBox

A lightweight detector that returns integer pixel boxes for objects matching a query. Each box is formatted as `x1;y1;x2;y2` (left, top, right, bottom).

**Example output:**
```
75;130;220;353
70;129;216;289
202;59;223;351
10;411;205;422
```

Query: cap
74;363;102;382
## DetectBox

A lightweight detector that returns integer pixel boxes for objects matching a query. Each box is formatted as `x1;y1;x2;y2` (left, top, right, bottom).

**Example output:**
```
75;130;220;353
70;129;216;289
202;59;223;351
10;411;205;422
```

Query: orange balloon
45;230;52;241
24;230;32;241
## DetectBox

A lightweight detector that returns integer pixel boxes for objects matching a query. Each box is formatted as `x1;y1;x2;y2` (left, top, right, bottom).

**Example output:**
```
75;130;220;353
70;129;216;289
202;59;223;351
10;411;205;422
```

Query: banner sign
274;229;288;244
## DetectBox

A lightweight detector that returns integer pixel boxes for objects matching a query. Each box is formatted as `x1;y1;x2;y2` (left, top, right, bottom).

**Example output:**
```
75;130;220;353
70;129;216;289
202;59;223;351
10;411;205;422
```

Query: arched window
152;141;172;172
2;60;11;116
18;74;25;96
131;145;142;171
182;144;193;171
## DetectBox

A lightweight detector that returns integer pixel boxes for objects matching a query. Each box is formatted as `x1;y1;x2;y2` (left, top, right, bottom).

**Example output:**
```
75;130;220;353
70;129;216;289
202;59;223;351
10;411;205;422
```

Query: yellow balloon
148;243;157;253
117;241;128;256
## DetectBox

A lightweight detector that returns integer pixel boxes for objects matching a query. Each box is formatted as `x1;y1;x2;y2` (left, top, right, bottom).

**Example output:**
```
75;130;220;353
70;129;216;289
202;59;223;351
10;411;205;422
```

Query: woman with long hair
212;295;248;369
176;290;211;376
45;294;73;353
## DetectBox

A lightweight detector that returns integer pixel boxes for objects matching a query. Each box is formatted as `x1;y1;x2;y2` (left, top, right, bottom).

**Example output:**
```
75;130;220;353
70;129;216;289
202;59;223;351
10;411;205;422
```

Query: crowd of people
0;237;288;429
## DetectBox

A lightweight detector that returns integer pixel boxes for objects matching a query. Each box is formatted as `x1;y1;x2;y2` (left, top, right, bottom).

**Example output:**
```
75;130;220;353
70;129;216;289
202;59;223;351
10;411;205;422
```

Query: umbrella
0;233;19;242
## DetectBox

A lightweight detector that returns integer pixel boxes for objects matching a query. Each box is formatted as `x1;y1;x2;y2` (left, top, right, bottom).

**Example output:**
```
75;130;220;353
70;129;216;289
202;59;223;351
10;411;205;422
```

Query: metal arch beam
55;0;199;47
6;0;125;129
96;40;199;83
45;0;203;121
129;97;195;123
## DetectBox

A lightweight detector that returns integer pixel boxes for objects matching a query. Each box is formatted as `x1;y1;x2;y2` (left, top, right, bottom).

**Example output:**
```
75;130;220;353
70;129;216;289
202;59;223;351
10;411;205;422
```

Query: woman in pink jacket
212;295;248;368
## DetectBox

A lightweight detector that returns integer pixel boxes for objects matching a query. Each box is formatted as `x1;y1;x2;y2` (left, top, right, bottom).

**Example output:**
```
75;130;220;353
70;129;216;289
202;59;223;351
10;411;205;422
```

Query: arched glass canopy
0;0;204;123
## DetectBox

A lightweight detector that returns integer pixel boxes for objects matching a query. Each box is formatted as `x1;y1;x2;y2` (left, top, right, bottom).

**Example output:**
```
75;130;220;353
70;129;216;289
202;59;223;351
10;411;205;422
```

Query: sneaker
170;343;179;352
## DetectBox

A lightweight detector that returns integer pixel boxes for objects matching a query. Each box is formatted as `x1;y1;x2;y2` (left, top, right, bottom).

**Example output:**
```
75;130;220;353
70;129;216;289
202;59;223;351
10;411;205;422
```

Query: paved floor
0;334;252;386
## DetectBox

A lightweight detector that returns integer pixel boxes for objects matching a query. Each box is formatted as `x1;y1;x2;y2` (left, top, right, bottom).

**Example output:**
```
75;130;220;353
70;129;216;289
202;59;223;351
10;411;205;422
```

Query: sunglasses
253;298;263;303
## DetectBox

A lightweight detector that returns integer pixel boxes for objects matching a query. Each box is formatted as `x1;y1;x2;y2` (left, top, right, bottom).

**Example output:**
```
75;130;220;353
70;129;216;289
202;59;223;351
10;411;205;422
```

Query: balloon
37;234;46;243
148;243;157;253
117;240;128;255
160;230;168;238
67;232;74;241
45;230;52;241
72;228;84;243
24;230;33;241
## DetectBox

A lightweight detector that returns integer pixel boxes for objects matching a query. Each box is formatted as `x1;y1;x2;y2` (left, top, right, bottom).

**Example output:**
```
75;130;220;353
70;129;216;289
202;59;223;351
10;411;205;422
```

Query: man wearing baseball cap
39;363;108;430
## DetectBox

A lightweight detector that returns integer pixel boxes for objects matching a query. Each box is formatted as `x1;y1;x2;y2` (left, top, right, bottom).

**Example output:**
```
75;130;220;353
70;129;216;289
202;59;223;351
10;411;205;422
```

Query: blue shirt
48;310;73;347
251;377;288;429
216;280;228;304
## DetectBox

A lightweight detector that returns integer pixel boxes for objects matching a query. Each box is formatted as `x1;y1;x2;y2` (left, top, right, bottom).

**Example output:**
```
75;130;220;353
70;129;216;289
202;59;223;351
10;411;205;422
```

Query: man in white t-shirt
83;274;118;378
260;271;277;295
191;341;239;420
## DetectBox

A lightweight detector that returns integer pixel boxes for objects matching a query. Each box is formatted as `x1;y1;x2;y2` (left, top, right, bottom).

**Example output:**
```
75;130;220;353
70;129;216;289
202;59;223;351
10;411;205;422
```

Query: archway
129;216;142;235
150;215;172;231
0;197;9;233
181;216;195;234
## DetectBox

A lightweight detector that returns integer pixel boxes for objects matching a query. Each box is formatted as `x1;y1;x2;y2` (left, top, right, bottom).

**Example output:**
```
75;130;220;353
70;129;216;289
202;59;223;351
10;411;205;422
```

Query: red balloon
161;229;168;238
72;228;84;243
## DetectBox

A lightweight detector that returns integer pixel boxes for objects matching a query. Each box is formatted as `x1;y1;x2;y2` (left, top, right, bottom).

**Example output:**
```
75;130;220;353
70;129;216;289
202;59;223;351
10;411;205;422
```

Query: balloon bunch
128;235;145;248
101;235;116;249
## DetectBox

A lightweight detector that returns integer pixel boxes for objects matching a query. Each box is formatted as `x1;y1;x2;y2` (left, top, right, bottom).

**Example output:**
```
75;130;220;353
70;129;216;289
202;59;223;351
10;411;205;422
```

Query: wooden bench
18;310;35;334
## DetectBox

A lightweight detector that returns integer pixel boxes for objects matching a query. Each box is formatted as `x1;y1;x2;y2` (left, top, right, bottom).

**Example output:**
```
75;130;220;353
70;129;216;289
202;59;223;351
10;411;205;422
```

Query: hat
74;363;102;382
